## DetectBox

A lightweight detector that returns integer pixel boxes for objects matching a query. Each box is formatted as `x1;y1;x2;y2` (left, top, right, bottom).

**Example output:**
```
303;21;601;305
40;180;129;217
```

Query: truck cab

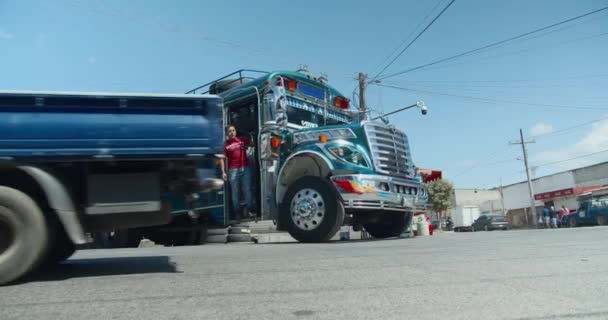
567;189;608;227
187;69;427;242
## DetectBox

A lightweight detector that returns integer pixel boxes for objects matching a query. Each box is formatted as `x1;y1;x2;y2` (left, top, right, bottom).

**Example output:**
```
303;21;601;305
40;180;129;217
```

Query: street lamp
371;101;428;121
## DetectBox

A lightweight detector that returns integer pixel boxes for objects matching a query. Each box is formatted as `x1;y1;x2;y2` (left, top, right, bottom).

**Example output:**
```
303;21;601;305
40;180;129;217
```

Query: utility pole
510;129;537;228
358;72;367;120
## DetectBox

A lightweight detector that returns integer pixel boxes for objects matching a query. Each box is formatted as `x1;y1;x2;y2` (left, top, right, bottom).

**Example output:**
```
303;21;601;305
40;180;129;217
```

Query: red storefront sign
417;168;442;183
534;188;574;200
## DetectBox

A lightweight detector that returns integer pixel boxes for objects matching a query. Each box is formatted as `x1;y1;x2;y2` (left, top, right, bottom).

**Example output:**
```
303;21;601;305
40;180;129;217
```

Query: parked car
471;214;510;231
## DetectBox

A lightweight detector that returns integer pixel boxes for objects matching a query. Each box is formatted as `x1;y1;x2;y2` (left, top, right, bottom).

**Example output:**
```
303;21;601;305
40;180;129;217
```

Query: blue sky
1;0;607;188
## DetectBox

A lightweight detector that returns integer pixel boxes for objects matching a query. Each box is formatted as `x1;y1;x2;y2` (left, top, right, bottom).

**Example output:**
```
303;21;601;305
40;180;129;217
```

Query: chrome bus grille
363;122;414;178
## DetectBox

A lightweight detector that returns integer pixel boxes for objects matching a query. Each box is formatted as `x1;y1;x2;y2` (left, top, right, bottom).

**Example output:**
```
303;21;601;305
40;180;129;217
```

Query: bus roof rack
185;69;269;95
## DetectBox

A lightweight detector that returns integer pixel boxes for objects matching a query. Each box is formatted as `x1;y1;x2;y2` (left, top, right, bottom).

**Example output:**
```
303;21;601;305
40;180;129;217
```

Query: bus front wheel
280;176;344;243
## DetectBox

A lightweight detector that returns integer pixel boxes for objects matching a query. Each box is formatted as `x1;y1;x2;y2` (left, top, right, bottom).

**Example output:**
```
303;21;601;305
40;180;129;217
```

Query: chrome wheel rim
290;188;325;231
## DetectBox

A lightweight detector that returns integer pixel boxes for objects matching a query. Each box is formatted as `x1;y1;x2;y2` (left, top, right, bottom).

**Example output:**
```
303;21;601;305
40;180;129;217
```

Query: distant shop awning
417;168;442;183
534;186;604;200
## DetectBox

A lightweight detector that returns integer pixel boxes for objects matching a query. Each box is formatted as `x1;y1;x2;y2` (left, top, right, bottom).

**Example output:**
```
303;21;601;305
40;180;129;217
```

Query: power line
450;147;516;178
532;115;608;139
452;118;608;179
376;83;608;110
377;5;608;80
379;81;608;104
368;0;445;78
383;73;608;84
392;31;608;75
371;0;456;80
534;149;608;167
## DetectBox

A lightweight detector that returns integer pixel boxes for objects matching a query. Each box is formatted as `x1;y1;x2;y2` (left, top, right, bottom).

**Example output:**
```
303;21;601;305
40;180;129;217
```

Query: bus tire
0;186;48;285
280;176;344;243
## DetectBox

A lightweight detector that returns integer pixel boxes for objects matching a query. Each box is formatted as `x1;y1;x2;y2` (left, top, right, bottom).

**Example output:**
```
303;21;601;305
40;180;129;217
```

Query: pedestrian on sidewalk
557;205;569;227
550;206;558;228
542;205;551;228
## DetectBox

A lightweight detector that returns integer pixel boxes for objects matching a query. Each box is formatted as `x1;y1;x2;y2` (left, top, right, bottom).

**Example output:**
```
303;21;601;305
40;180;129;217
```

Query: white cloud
87;56;97;64
0;29;14;40
530;122;553;136
530;116;608;172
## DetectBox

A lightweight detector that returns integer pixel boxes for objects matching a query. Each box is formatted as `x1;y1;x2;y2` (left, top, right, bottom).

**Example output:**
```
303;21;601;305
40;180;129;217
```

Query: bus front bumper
330;174;427;212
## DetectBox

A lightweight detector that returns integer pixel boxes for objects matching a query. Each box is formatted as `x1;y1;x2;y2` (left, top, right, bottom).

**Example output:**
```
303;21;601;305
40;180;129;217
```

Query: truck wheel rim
290;188;325;231
0;209;15;256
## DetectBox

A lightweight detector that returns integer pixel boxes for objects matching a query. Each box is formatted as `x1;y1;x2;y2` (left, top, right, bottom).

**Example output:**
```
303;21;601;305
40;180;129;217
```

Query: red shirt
224;136;250;169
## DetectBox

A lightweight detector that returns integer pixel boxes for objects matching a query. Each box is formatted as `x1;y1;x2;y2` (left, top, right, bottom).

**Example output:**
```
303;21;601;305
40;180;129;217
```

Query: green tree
426;179;454;230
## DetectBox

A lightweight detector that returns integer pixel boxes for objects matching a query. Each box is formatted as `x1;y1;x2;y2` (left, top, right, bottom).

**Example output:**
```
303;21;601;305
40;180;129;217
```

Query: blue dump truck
0;90;224;285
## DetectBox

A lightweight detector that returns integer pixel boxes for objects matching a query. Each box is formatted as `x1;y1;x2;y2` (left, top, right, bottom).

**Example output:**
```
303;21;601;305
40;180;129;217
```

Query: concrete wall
500;162;607;213
453;189;501;207
502;182;536;211
573;162;608;187
452;189;503;215
502;171;574;211
480;199;503;214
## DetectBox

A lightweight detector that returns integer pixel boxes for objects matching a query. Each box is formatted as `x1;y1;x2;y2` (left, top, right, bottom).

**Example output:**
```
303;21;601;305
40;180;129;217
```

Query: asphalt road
2;227;608;320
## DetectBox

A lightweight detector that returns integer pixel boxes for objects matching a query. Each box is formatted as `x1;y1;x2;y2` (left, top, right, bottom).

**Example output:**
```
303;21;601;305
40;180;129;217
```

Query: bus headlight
327;146;369;168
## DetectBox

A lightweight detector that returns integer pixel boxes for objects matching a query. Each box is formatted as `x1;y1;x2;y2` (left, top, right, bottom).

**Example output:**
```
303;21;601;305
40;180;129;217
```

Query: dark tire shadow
15;256;179;284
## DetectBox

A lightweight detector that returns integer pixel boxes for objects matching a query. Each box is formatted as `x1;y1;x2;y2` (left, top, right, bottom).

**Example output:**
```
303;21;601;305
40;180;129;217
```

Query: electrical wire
371;0;456;80
376;83;608;110
450;147;516;178
396;31;608;75
383;73;608;84
533;149;608;167
368;0;446;78
532;115;608;139
377;5;608;80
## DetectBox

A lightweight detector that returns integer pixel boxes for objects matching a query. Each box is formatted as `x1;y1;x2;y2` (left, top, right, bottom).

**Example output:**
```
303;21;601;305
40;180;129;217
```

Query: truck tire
596;215;606;226
41;218;76;266
363;212;407;238
280;176;344;243
0;186;48;285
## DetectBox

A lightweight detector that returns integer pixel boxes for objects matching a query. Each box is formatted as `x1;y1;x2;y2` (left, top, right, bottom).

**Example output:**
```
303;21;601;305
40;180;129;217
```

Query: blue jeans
228;167;252;213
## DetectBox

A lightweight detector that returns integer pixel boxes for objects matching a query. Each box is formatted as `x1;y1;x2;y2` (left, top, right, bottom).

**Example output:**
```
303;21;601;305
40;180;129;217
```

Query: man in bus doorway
220;125;254;223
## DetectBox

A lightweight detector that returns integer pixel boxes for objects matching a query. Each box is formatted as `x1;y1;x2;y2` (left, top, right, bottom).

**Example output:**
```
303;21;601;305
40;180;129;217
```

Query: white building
451;189;503;215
